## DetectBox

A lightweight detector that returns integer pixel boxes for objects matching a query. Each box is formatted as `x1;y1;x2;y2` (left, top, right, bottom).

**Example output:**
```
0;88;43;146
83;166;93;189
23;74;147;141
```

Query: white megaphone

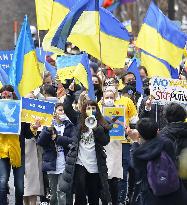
85;115;97;129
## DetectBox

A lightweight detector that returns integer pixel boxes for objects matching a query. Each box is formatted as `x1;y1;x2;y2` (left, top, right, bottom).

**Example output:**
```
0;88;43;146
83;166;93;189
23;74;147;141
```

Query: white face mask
104;99;114;107
67;47;71;53
59;114;67;122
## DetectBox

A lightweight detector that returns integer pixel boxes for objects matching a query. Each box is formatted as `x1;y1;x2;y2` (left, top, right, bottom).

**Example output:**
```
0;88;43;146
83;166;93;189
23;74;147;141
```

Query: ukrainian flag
136;1;187;68
36;47;57;79
35;0;53;30
50;0;75;29
51;0;130;68
141;50;179;79
9;16;42;97
127;59;143;94
42;0;75;53
56;53;95;100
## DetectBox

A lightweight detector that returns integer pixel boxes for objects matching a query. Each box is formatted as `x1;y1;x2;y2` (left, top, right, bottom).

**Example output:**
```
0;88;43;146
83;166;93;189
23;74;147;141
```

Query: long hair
80;100;110;133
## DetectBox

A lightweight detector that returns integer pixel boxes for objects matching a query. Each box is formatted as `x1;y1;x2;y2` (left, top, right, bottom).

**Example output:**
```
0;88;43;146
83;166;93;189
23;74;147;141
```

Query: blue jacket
37;120;76;172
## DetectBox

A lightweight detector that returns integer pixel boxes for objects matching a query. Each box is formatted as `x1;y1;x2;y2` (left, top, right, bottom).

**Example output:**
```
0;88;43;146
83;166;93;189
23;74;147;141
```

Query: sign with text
103;107;125;140
21;98;55;126
0;100;21;134
150;77;187;105
0;50;14;74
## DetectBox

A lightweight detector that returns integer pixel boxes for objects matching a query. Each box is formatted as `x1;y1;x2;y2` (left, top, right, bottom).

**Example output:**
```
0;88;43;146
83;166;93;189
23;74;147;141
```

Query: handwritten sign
21;98;55;126
0;100;21;134
103;107;125;140
150;77;187;105
0;50;14;74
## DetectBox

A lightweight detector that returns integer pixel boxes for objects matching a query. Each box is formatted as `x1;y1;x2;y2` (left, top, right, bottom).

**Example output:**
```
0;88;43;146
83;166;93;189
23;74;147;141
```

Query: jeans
0;158;24;205
74;164;100;205
48;174;66;205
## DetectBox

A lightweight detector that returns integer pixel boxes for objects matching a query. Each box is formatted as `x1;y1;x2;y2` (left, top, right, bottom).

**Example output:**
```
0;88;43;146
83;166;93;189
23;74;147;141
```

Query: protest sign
0;50;14;74
103;107;125;140
0;100;21;134
150;77;187;105
21;98;55;126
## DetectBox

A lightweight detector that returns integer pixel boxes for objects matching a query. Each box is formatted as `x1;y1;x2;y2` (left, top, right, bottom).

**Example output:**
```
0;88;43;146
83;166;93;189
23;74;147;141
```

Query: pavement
8;170;103;205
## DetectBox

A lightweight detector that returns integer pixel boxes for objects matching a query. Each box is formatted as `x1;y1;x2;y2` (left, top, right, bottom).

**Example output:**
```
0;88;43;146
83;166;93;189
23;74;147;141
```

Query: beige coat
105;140;123;179
24;138;44;196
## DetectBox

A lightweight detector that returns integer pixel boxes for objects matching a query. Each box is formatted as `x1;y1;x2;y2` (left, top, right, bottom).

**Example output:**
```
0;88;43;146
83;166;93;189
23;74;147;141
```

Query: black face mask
94;84;100;91
127;80;136;89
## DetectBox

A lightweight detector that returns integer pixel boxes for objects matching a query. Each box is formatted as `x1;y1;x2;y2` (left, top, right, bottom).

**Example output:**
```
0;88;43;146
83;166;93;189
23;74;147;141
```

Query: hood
133;137;165;161
163;122;187;139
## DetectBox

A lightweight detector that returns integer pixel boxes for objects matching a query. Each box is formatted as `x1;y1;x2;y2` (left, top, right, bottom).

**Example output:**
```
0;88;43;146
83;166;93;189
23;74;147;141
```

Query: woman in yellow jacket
0;85;23;205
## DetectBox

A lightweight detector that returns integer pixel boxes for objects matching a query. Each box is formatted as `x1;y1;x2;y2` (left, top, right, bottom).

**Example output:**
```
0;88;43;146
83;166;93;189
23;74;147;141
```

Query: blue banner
0;100;21;134
22;98;55;114
0;50;14;74
22;98;56;126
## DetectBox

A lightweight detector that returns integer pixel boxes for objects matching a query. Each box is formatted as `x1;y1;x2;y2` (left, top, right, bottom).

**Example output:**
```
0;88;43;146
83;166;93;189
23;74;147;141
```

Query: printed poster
150;77;187;106
103;107;125;140
21;98;55;127
0;100;21;134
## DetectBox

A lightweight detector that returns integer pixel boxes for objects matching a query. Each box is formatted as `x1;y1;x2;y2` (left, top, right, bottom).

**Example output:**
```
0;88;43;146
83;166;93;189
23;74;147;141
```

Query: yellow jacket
0;134;21;167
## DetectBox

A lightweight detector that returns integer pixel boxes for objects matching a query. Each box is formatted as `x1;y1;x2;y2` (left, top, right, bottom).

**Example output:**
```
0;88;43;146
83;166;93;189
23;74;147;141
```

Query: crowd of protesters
0;33;187;205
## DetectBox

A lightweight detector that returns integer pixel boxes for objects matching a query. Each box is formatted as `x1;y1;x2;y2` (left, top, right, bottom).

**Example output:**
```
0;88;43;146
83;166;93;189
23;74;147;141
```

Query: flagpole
14;21;18;47
97;0;105;92
97;0;102;63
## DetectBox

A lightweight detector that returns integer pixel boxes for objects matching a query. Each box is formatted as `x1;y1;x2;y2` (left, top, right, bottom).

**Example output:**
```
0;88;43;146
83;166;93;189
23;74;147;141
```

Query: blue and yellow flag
9;16;42;97
141;50;179;79
42;0;75;53
36;47;57;79
56;53;95;100
136;1;187;68
127;59;143;94
50;0;75;29
35;0;53;30
51;0;130;68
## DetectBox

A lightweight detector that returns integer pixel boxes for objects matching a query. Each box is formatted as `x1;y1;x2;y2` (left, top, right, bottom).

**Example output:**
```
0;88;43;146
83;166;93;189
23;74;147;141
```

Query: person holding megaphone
60;80;112;205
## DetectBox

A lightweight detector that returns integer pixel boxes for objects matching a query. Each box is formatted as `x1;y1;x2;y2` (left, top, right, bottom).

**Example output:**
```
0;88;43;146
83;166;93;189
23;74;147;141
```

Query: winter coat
159;122;187;190
138;97;167;129
131;137;187;205
37;120;76;172
61;93;111;202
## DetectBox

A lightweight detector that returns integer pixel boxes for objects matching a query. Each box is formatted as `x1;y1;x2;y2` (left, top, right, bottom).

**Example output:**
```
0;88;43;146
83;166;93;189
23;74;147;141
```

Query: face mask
104;99;114;107
94;84;100;91
66;47;71;53
86;109;96;117
127;80;136;88
59;114;67;122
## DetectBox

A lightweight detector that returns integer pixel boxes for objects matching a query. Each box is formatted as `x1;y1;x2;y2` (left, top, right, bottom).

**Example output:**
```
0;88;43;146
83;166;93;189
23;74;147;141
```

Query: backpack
179;148;187;179
147;151;180;196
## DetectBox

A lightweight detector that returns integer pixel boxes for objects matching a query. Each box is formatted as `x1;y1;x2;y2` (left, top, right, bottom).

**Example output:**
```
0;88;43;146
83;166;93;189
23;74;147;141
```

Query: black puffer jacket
60;93;111;202
159;122;187;189
37;120;76;172
131;137;187;205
